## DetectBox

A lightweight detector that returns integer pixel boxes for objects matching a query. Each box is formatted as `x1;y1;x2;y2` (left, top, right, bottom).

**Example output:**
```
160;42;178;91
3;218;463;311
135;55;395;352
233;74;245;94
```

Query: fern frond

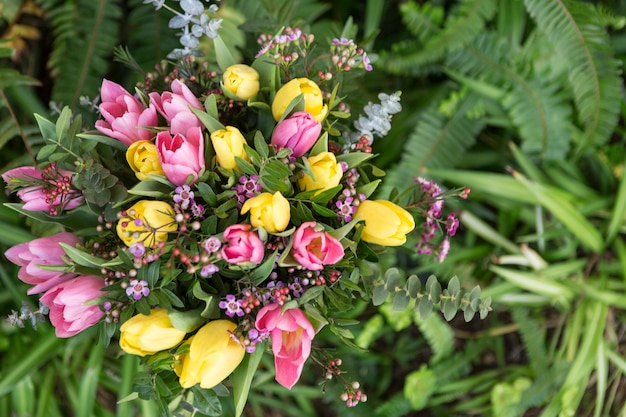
503;77;574;160
384;92;484;193
413;313;454;364
47;0;122;108
510;307;548;375
398;1;444;43
447;34;576;160
124;0;180;73
523;0;622;148
383;0;497;72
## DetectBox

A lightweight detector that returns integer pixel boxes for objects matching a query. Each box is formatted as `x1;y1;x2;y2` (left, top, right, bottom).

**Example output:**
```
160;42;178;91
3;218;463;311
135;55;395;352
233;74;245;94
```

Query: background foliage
2;0;626;416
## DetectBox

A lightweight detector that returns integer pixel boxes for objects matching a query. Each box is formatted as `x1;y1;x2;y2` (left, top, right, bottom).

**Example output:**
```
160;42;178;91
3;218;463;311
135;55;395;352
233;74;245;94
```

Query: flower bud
355;200;415;246
210;126;249;171
126;140;165;181
272;78;328;122
271;112;321;158
298;152;343;196
116;200;178;247
119;308;186;356
241;192;290;233
222;64;260;101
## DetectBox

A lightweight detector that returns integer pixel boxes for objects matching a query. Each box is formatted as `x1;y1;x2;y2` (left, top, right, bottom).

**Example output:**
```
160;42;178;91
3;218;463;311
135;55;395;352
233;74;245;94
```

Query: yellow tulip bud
272;78;328;122
116;200;177;247
126;140;165;181
210;126;249;171
176;320;245;389
355;200;415;246
222;64;260;101
119;308;186;356
241;191;290;233
298;152;343;196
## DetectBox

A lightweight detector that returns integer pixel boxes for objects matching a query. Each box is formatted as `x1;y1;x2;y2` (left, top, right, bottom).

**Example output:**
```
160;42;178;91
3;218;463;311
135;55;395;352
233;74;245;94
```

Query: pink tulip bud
40;275;106;338
156;127;205;186
255;303;315;389
270;112;321;158
150;79;203;135
4;232;81;295
95;79;158;146
220;224;264;265
291;222;344;270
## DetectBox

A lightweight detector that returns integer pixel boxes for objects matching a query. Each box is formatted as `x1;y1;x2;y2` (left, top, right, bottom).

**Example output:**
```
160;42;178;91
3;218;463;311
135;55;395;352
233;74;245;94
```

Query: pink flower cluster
97;79;206;186
5;233;105;337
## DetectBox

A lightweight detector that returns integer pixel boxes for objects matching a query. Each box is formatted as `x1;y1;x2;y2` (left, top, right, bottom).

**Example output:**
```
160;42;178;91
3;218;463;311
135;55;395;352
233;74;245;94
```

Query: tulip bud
119;308;187;356
272;78;328;122
241;192;290;233
298;152;343;196
176;320;245;389
210;126;249;171
271;112;321;158
355;200;415;246
117;200;178;247
126;140;165;181
222;64;260;101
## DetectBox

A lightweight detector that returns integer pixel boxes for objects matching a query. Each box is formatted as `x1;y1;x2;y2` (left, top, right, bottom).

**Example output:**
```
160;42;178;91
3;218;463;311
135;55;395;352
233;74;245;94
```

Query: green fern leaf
510;307;548;375
384;92;484;193
47;0;122;108
383;0;497;72
124;0;181;73
398;1;444;42
413;312;455;364
523;0;622;148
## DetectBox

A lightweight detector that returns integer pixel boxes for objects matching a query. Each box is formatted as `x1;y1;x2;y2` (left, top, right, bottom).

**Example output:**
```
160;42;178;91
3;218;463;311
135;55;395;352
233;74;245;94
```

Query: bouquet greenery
2;1;486;415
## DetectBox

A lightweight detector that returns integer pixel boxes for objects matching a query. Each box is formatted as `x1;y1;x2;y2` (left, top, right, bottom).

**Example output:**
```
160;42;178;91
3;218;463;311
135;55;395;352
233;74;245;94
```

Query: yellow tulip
241;191;290;233
210;126;249;171
119;308;186;356
297;152;343;196
222;64;260;101
355;200;415;246
176;320;245;389
272;78;328;122
126;140;165;181
116;200;178;247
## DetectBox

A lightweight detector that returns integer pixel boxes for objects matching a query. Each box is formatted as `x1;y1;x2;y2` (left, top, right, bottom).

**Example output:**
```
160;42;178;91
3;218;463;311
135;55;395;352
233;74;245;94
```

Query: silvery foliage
144;0;222;57
344;91;403;148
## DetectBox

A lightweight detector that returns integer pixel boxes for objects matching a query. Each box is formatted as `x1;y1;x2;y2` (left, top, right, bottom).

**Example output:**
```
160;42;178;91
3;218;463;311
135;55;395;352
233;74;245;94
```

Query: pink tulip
2;166;83;214
40;275;106;338
150;79;203;135
270;112;321;158
220;224;264;265
255;304;315;389
4;232;81;295
95;79;158;146
155;127;205;186
292;222;344;271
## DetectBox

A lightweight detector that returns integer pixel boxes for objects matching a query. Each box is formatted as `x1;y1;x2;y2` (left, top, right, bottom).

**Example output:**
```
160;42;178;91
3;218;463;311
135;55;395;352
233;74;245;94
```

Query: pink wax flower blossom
40;275;106;338
2;165;84;214
291;221;344;271
155;127;205;186
220;224;264;265
255;303;315;389
270;111;321;158
4;232;81;295
150;79;203;135
95;79;158;146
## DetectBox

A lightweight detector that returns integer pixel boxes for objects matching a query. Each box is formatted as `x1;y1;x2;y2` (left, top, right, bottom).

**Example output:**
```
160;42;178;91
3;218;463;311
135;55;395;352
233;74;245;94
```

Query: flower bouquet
2;1;487;415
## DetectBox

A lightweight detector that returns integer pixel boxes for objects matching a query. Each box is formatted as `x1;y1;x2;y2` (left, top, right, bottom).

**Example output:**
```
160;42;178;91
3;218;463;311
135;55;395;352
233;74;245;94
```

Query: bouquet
3;1;485;415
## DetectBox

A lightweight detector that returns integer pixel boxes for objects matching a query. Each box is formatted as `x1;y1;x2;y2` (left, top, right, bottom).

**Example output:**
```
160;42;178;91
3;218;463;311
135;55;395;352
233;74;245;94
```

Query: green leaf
248;250;279;285
55;107;72;142
232;344;264;417
214;35;237;71
59;243;107;269
191;107;226;133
